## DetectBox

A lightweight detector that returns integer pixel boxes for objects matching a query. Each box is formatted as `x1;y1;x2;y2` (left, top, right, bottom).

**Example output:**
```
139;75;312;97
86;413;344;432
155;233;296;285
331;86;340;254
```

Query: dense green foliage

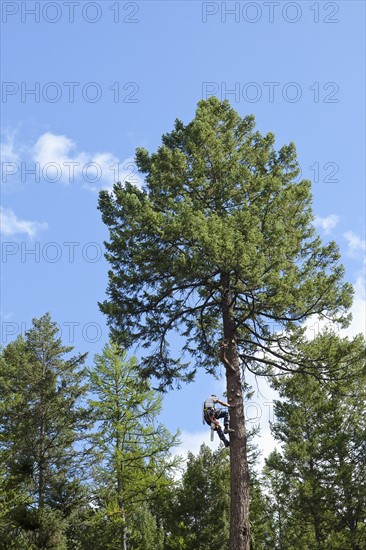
264;333;366;550
98;97;353;387
166;444;231;549
84;342;180;549
0;313;90;549
1;315;365;549
158;444;276;550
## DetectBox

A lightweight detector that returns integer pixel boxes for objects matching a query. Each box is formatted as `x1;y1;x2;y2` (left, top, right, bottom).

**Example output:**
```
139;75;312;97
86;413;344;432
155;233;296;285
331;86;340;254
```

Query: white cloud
169;429;221;479
303;271;366;340
0;207;48;238
255;425;278;472
2;129;143;191
342;231;366;337
1;128;20;163
171;419;277;476
342;272;366;338
302;229;365;339
32;132;87;185
314;214;340;234
343;231;366;256
244;373;279;470
32;132;142;190
33;132;84;167
173;429;221;461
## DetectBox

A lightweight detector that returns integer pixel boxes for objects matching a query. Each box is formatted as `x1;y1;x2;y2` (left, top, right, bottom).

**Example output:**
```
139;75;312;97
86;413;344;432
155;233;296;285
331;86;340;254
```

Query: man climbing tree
98;97;354;550
203;394;233;447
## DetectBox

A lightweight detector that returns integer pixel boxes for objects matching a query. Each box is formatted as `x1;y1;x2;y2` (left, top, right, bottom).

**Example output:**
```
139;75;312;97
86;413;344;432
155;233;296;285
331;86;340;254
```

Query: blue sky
1;0;365;463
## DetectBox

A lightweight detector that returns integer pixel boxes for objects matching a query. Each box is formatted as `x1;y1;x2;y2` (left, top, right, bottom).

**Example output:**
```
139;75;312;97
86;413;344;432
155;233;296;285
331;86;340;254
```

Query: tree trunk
38;460;46;548
120;500;127;550
116;434;127;550
221;272;251;550
38;406;46;549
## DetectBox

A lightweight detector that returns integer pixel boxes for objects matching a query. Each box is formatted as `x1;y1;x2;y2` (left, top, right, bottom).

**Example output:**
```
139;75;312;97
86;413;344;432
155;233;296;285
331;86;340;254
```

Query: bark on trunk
221;272;251;550
226;367;250;550
116;434;127;550
120;501;127;550
38;407;46;549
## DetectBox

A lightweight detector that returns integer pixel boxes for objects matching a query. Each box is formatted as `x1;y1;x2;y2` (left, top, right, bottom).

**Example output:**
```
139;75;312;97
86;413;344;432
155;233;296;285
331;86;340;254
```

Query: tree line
1;313;365;549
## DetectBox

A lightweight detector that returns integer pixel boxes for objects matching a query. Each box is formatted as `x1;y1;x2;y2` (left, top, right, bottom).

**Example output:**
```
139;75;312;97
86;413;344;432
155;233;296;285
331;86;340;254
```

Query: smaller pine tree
86;341;180;550
0;313;90;549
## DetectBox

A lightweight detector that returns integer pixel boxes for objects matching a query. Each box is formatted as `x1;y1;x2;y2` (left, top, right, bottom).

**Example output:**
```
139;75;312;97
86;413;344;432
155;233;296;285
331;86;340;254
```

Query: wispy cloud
0;207;48;238
33;132;85;172
2;129;142;191
303;270;366;340
170;429;221;478
344;272;366;338
343;231;366;256
314;214;340;234
176;429;221;458
32;132;142;191
1;128;20;163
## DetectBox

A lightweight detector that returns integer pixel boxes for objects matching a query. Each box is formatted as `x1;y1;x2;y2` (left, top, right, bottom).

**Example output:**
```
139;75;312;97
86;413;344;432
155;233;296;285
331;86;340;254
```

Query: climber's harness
203;404;216;426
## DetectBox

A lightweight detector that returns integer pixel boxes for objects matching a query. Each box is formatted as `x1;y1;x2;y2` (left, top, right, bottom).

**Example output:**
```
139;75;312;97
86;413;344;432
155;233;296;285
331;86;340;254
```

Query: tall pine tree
98;98;353;549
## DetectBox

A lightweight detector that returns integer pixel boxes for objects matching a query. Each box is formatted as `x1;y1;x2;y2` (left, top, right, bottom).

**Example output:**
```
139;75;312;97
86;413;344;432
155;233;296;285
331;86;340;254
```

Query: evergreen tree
159;443;275;550
128;501;165;550
264;333;366;550
0;313;90;549
168;444;230;550
249;474;277;550
98;97;353;549
86;341;180;550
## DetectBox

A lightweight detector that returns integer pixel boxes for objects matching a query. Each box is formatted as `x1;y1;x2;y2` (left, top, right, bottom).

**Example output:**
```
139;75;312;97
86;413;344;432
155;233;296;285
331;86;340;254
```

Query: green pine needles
98;97;353;388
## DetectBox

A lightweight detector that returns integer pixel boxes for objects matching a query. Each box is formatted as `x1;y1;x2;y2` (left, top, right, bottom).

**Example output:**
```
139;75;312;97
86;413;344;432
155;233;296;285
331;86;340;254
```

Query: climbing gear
224;427;234;434
203;405;217;426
